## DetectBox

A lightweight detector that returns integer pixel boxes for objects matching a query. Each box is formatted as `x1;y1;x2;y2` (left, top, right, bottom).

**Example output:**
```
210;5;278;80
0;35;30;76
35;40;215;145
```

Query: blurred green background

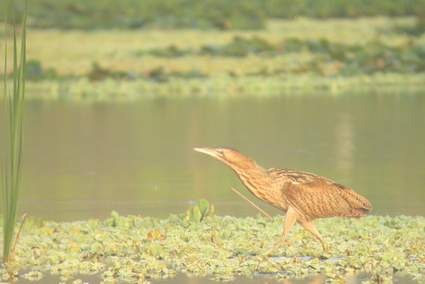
2;0;425;30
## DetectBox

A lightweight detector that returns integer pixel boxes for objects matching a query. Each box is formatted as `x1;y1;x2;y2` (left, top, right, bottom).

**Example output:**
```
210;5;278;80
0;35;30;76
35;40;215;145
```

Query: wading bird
194;147;372;252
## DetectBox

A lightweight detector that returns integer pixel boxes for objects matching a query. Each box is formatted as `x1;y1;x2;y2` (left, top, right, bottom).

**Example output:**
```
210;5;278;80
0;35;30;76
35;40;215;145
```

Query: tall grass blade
1;0;27;263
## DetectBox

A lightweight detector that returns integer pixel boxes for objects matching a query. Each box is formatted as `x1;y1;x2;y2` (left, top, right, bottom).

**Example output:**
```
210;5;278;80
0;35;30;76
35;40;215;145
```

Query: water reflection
335;113;354;179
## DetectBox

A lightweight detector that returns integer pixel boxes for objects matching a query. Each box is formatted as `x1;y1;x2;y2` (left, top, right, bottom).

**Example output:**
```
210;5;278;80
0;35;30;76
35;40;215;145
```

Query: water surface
2;93;424;220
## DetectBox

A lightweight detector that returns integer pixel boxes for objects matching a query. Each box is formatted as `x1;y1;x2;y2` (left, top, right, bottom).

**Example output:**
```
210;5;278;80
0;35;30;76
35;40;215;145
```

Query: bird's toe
263;237;292;255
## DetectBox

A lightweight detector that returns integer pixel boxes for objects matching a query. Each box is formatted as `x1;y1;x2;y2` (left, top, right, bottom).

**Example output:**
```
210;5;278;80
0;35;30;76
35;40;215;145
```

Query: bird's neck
231;162;275;203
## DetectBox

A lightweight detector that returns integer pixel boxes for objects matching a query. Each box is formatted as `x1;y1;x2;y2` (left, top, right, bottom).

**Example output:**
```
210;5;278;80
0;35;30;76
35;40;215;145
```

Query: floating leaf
1;212;423;283
146;229;165;241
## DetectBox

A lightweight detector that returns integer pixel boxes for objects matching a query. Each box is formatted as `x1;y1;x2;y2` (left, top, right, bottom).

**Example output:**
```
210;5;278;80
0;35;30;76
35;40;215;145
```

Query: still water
17;273;419;284
7;92;424;220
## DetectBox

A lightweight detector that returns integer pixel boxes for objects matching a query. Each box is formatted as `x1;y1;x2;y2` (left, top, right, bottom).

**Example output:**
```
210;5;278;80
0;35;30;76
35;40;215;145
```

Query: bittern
194;147;372;252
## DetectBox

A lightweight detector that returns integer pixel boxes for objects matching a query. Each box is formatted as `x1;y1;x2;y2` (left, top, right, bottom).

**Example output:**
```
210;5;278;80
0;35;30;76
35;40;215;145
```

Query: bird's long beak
193;147;222;160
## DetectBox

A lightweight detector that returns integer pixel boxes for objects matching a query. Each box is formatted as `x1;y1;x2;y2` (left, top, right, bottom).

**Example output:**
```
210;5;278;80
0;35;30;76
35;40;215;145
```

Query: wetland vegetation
1;210;425;283
2;0;424;30
0;94;423;283
1;0;425;283
1;17;425;101
1;0;27;264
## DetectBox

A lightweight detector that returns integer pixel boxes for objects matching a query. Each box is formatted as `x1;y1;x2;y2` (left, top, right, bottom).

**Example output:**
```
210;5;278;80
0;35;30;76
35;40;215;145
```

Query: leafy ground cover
1;17;424;101
140;36;425;74
12;18;420;76
1;209;424;283
1;0;423;30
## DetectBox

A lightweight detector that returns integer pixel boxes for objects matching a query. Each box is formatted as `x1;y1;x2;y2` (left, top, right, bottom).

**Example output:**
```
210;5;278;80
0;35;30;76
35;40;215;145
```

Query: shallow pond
1;92;425;284
16;273;421;284
1;92;424;220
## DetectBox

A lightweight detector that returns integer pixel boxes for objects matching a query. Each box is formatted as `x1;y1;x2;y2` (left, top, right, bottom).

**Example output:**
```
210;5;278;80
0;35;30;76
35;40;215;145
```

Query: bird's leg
279;206;298;245
264;207;298;255
299;221;329;252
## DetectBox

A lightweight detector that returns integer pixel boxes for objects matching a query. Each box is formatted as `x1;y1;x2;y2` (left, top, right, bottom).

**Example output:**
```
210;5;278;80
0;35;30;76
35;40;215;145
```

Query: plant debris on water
0;202;424;283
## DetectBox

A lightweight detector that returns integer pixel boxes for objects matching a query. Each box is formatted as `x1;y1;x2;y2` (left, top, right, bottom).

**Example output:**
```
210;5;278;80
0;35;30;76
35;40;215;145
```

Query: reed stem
2;0;27;263
230;187;272;219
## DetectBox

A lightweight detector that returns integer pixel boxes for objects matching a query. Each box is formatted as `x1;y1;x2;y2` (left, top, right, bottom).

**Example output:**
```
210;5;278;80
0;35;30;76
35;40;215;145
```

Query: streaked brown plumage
194;147;372;251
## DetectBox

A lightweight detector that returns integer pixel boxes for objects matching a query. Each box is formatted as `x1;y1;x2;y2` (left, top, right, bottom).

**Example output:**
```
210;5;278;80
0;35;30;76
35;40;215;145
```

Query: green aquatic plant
25;59;57;81
201;36;276;57
1;0;27;263
0;0;422;30
141;36;425;75
185;199;215;222
1;213;424;282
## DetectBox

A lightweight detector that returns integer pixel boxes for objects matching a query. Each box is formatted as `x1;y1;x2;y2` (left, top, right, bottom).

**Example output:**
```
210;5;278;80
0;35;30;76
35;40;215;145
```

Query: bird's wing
268;168;372;220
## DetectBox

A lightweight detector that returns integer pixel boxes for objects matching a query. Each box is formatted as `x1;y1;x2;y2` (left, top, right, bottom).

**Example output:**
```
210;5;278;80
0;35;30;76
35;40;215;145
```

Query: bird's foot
277;237;292;247
320;241;330;255
264;237;291;256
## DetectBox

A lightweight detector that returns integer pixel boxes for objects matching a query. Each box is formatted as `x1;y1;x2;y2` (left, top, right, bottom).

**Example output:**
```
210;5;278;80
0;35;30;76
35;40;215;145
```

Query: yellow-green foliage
2;213;424;282
1;17;424;101
186;199;215;223
0;0;421;30
0;18;417;76
1;0;26;263
19;74;425;102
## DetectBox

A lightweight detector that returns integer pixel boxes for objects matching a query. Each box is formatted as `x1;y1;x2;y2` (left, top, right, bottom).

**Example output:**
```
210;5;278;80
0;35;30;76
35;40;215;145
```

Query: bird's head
193;147;255;170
